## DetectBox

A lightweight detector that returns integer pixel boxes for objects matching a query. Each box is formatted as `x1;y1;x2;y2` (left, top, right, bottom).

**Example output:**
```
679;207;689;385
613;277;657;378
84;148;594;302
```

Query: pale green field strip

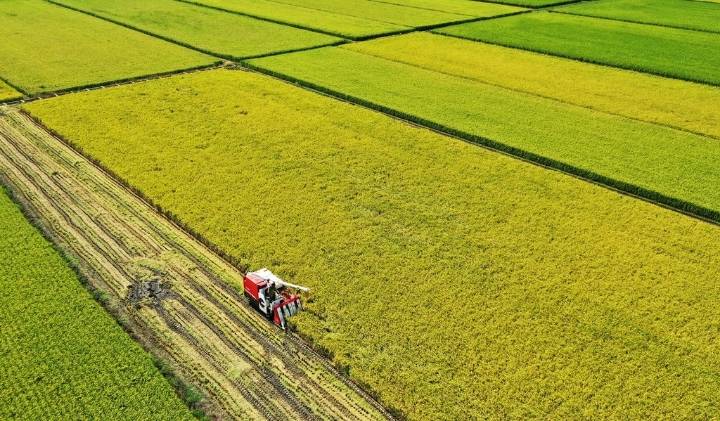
556;0;720;33
0;0;215;94
183;0;520;39
25;69;720;420
343;33;720;139
0;189;192;419
247;48;720;221
0;80;21;102
50;0;342;60
437;11;720;86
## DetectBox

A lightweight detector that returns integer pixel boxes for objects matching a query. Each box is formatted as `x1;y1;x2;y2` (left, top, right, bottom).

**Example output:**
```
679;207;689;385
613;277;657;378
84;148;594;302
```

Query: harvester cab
243;268;309;329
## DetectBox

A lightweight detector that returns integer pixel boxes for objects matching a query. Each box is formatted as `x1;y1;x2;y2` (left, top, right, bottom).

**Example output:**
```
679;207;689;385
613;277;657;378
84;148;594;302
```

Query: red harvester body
243;268;308;329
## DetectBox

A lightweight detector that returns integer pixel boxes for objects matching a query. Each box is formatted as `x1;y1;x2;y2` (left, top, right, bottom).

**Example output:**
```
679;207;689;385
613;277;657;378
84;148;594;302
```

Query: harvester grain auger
243;268;309;329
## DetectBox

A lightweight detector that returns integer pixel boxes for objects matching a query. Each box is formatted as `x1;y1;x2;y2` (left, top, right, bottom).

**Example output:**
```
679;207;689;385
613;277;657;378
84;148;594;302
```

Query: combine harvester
243;268;309;329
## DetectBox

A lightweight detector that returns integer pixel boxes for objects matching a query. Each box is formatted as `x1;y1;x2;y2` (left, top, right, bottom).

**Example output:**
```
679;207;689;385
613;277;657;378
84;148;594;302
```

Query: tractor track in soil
0;108;393;420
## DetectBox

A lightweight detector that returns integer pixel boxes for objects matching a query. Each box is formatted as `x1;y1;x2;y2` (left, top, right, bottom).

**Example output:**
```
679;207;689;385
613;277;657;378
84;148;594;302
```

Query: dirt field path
0;107;392;420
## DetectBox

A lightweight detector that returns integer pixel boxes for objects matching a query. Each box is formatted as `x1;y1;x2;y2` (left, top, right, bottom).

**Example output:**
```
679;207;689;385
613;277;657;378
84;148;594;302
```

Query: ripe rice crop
343;32;720;139
26;69;720;420
184;0;519;39
436;11;720;86
557;0;720;33
0;0;215;94
248;47;720;219
0;80;21;102
0;189;192;419
368;0;525;16
51;0;342;59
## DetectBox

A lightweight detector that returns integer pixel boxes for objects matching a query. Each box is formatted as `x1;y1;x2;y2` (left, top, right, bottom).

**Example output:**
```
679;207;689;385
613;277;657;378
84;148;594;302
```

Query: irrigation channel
0;108;392;420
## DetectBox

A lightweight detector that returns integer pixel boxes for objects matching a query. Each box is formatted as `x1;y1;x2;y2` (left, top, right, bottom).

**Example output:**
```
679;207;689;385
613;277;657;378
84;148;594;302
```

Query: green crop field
0;80;21;102
0;0;215;94
184;0;520;39
247;47;720;219
0;189;192;419
25;69;720;420
51;0;341;59
437;11;720;86
343;32;720;139
556;0;720;33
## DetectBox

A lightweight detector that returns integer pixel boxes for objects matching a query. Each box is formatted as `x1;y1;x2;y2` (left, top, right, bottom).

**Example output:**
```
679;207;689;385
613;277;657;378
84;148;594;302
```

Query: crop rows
0;108;389;420
247;46;720;220
556;0;720;34
437;11;720;86
342;33;720;139
0;149;192;418
50;0;343;60
24;69;720;419
0;0;215;95
183;0;521;39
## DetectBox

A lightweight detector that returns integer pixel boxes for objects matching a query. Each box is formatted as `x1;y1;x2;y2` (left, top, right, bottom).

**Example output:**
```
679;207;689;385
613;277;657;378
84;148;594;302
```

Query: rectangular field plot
556;0;720;33
52;0;342;59
437;11;720;86
249;47;720;219
0;190;192;419
26;69;720;420
184;0;521;39
343;33;720;139
0;0;215;94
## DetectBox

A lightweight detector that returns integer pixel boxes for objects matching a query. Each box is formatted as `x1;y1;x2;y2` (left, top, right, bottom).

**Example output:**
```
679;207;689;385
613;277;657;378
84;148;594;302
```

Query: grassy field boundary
1;62;227;106
551;10;720;35
0;180;210;419
0;75;29;98
432;29;720;88
46;0;346;61
240;62;720;226
179;0;530;40
13;107;398;419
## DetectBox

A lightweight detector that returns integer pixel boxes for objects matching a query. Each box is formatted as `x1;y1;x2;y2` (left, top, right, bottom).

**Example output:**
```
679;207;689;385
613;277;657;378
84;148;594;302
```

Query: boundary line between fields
175;0;531;41
431;30;720;89
549;10;720;35
238;62;720;228
0;63;228;107
0;75;29;98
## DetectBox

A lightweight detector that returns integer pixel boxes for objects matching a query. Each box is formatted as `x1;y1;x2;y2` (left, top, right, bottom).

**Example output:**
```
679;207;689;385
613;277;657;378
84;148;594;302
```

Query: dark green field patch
437;11;720;86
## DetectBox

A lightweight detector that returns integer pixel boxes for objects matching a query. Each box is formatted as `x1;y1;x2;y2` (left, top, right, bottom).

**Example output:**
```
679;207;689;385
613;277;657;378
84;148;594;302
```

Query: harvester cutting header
243;268;309;329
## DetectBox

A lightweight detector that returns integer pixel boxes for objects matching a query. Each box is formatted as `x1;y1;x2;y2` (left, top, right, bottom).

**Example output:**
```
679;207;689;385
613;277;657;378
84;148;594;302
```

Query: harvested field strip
182;0;519;39
343;33;720;139
247;49;720;220
24;69;720;419
0;166;191;419
555;0;720;34
49;0;342;60
0;109;390;421
0;0;215;94
436;11;720;86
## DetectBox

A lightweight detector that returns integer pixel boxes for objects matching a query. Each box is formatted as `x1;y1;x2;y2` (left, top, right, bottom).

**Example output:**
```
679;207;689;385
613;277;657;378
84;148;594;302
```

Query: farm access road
0;108;391;421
